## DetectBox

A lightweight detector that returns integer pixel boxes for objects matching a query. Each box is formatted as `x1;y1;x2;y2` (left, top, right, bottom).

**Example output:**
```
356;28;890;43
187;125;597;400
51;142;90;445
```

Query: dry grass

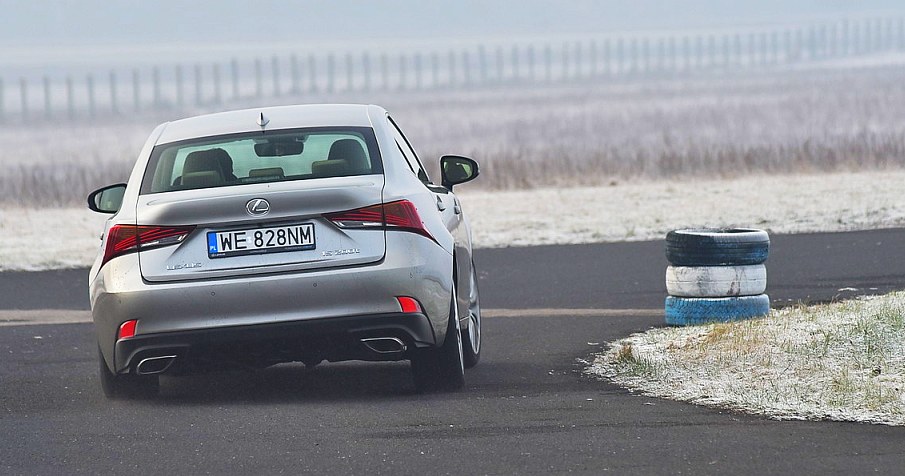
589;293;905;425
2;65;905;206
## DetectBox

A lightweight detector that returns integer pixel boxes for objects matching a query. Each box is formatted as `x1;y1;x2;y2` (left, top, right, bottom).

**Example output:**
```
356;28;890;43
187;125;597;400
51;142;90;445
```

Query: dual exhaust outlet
134;338;405;374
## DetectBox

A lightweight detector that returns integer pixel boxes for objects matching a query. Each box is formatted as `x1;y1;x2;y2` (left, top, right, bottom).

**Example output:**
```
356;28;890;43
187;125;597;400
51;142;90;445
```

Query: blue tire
666;228;769;267
665;294;771;326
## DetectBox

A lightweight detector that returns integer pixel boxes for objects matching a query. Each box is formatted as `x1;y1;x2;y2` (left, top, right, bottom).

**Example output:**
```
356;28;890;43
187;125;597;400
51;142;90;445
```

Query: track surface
3;229;905;473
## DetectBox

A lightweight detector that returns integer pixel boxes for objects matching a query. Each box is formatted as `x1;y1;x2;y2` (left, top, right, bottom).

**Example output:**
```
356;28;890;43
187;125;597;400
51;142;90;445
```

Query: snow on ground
2;169;905;271
587;293;905;426
458;169;905;247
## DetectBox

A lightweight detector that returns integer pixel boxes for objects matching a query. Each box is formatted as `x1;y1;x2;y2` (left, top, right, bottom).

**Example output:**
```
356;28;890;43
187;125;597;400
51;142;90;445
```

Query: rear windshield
140;127;382;194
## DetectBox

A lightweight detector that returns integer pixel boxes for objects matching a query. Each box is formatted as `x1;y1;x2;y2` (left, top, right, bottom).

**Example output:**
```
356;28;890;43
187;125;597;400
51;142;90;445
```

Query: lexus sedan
87;104;481;397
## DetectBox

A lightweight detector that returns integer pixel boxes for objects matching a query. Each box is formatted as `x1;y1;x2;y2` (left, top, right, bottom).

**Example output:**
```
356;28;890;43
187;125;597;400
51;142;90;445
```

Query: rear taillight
101;224;195;268
325;200;435;242
118;320;138;340
396;296;423;314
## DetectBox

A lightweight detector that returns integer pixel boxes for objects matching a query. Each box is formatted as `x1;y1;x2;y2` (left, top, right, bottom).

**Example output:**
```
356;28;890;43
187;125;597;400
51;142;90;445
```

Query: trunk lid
137;175;384;282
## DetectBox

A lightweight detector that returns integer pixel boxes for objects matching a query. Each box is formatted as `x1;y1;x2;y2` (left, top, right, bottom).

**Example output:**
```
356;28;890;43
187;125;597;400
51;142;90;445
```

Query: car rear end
90;106;453;377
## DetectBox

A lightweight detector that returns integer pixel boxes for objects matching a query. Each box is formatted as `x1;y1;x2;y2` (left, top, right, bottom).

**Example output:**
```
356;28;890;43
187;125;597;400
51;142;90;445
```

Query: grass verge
587;293;905;425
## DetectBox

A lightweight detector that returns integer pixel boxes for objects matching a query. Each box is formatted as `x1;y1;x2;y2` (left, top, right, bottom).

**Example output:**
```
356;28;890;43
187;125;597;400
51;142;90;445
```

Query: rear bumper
91;234;453;372
113;312;435;374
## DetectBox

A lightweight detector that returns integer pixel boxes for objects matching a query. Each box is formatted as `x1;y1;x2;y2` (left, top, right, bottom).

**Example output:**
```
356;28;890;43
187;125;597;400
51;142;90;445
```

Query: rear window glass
140;127;382;194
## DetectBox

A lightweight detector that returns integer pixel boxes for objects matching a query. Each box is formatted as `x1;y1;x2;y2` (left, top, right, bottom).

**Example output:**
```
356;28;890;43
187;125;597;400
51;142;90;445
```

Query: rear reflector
118;320;138;340
396;296;423;314
101;224;195;268
325;200;435;242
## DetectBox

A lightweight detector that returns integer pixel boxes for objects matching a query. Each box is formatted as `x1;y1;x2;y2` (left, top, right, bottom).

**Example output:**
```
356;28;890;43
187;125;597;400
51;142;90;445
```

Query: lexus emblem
246;198;271;216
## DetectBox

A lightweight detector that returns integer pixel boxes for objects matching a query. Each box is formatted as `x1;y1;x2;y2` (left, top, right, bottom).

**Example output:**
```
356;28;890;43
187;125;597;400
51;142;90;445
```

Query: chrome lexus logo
246;198;270;216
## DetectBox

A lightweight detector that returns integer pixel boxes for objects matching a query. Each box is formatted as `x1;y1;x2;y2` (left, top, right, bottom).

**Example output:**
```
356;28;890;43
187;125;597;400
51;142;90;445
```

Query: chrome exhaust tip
360;337;407;354
135;355;177;375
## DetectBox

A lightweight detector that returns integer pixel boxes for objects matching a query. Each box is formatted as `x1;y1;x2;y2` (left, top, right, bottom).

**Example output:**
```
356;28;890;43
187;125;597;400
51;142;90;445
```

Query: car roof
155;104;383;145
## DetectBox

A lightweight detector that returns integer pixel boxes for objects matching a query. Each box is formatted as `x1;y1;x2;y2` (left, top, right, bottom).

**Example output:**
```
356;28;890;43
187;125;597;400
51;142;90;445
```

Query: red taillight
396;296;423;314
325;200;435;242
118;320;138;340
101;224;195;268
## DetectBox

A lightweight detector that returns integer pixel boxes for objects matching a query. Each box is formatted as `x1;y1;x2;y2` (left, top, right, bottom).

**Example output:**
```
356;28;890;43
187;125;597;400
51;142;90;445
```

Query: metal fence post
381;53;389;90
414;52;423;89
345;53;354;92
363;52;372;91
0;78;5;122
898;17;905;51
430;52;439;88
589;41;598;76
308;54;318;93
109;71;118;114
272;56;281;96
175;65;184;108
230;59;239;99
397;54;406;91
67;76;76;118
132;69;141;112
495;46;504;83
462;50;472;86
43;76;51;119
152;66;161;108
255;58;264;98
194;63;203;106
291;54;300;94
19;78;27;121
574;41;583;78
511;45;520;81
477;45;487;84
213;63;222;105
448;50;457;87
326;54;335;93
87;75;96;118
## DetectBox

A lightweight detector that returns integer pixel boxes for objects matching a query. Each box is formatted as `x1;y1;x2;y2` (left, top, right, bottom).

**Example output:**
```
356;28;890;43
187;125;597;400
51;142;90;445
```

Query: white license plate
207;223;315;258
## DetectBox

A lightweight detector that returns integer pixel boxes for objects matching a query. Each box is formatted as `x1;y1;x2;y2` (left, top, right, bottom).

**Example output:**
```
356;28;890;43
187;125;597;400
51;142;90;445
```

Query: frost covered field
588;293;905;425
3;169;905;271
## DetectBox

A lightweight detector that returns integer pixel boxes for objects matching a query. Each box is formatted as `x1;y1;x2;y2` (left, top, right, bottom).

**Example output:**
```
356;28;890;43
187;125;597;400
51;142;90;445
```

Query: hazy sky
2;0;904;47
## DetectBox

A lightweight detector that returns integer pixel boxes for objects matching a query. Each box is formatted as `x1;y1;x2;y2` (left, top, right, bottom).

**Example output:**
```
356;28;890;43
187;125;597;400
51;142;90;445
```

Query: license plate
207;223;315;258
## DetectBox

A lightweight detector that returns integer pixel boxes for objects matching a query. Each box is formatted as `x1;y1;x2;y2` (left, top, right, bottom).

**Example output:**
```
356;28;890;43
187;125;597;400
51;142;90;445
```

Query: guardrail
2;16;904;122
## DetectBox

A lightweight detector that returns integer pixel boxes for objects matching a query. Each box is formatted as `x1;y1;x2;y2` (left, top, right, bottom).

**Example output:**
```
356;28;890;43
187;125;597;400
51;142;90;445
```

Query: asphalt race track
2;229;905;473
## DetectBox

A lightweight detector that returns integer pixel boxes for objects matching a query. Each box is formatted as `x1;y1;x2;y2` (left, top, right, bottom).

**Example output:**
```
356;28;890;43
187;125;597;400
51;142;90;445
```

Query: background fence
3;16;905;123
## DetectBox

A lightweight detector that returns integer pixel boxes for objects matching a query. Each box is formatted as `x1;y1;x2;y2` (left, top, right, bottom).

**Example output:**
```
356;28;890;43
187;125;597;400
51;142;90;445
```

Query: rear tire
98;348;159;399
411;286;466;393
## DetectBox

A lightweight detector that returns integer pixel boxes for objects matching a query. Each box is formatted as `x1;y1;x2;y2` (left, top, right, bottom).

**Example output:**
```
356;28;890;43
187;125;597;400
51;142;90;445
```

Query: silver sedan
87;104;482;397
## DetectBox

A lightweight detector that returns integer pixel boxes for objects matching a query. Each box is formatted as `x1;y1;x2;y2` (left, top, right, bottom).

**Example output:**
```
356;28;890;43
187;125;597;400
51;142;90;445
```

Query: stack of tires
664;228;771;326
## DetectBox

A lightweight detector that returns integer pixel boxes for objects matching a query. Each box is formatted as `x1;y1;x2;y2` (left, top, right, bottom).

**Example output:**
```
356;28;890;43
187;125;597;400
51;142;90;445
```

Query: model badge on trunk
246;198;270;216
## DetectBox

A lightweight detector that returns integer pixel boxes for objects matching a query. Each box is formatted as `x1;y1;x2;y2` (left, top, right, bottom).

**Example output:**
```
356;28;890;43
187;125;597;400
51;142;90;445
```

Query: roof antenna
257;112;270;128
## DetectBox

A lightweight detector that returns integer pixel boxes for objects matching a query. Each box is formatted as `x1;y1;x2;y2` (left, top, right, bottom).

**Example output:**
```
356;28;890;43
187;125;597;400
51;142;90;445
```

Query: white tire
666;265;766;298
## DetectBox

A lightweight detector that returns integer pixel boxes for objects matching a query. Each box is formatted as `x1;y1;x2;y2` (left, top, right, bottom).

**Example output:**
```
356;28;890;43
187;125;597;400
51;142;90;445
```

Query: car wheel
411;285;466;393
98;347;159;399
461;265;481;368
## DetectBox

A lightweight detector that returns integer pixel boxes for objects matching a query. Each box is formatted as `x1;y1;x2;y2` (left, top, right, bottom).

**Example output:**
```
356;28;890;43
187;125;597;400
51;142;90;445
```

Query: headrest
184;148;232;175
327;139;369;173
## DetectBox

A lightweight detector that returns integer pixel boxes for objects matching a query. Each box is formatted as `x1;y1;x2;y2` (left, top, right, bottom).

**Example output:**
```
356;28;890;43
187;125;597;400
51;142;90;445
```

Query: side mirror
87;183;127;214
440;155;479;190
